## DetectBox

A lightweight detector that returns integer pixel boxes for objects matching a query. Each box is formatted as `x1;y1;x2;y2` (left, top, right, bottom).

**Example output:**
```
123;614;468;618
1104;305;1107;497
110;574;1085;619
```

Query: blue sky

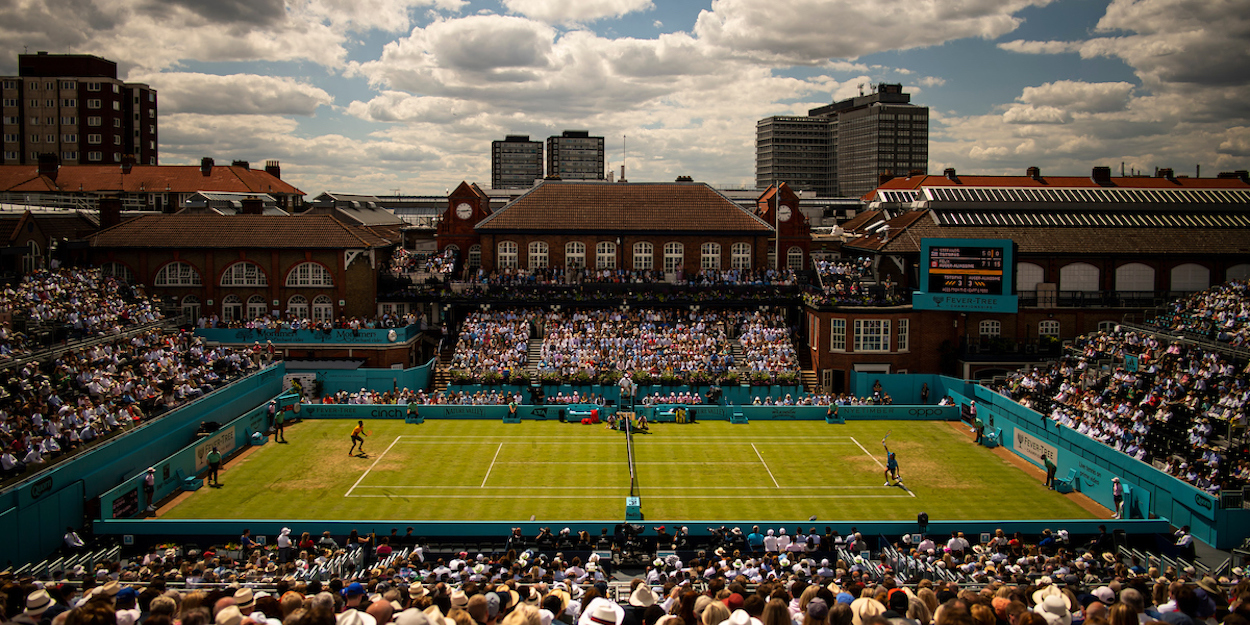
3;0;1247;195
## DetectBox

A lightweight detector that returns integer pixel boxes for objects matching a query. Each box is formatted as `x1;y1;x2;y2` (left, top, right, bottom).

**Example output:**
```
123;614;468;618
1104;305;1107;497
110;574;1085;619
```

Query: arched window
246;295;268;320
287;294;309;318
312;295;333;322
467;245;481;271
1059;262;1099;292
596;241;616;269
633;241;653;270
528;241;548;269
1039;320;1060;337
181;295;200;320
101;262;134;284
222;294;242;323
663;242;684;273
1115;263;1154;292
787;246;804;270
286;262;333;287
1228;263;1250;281
221;261;268;287
1017;262;1044;293
565;241;586;267
154;261;202;287
1171;263;1210;292
731;242;751;270
979;320;1001;338
498;241;518;269
701;242;721;270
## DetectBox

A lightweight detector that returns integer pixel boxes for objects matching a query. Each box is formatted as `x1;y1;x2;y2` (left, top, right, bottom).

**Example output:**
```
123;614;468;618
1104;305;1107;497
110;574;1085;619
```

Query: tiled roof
838;210;883;231
0;164;303;196
844;211;1250;255
866;172;1250;200
0;212;99;243
87;214;391;249
476;181;774;233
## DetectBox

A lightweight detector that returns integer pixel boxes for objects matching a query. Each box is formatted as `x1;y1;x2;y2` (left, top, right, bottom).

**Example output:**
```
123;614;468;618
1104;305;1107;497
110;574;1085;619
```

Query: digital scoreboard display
927;245;1005;295
915;238;1018;313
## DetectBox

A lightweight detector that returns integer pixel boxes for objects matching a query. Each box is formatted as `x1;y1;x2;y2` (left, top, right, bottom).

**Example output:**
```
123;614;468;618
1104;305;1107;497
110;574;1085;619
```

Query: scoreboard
915;238;1018;313
927;245;1006;295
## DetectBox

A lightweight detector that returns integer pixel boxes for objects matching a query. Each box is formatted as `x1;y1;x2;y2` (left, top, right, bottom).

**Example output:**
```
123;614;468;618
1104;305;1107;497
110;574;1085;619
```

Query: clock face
455;202;473;220
777;205;793;222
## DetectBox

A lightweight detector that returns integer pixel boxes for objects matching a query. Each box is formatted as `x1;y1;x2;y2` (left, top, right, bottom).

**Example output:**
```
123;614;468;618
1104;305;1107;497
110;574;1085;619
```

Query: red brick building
85;214;394;322
805;167;1250;390
439;180;807;275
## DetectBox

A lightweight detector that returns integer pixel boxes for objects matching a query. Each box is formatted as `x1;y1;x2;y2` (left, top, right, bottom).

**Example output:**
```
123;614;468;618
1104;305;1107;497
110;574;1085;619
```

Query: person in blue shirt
883;443;902;486
747;526;764;554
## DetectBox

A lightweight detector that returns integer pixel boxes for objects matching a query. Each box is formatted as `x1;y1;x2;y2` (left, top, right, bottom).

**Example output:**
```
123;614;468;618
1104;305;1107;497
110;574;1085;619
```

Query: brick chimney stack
240;196;264;215
264;160;281;179
99;194;122;230
37;153;60;181
201;157;214;176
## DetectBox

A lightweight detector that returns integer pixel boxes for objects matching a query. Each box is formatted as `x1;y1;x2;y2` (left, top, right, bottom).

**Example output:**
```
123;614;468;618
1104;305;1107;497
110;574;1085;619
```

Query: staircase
526;338;542;379
797;347;818;394
432;343;456;393
729;340;749;375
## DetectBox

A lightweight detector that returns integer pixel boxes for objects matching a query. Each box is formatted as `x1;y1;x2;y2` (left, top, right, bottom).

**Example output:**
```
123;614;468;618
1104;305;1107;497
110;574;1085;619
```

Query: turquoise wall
0;365;286;565
299;403;615;421
309;359;433;396
195;325;421;345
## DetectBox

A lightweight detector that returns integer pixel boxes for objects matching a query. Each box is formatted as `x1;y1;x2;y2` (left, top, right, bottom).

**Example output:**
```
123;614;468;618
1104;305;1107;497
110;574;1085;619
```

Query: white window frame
829;318;846;352
311;295;334;322
663;241;684;273
246;295;267;320
979;320;1001;338
896;318;909;352
528;241;548;269
221;261;268;287
633;241;653;271
565;241;586;268
498;241;519;269
287;295;309;318
596;241;616;269
154;261;202;287
1039;320;1060;337
222;294;243;323
700;242;721;270
787;246;804;270
285;261;334;287
853;319;891;352
101;262;134;284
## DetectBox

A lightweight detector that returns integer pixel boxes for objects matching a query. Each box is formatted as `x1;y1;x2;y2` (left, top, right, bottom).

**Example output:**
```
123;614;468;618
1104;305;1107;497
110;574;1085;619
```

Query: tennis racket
367;430;374;437
882;430;892;445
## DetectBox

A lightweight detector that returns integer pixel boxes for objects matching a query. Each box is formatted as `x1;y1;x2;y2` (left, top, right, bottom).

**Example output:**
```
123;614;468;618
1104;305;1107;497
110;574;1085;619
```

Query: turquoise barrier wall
299;403;617;421
298;402;954;423
195;325;421;345
94;517;1170;542
308;360;434;396
447;384;805;406
0;364;286;565
850;373;952;405
97;391;300;519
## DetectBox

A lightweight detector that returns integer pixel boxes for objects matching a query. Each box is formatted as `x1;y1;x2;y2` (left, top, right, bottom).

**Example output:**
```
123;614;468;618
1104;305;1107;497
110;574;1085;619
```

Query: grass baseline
160;419;1097;522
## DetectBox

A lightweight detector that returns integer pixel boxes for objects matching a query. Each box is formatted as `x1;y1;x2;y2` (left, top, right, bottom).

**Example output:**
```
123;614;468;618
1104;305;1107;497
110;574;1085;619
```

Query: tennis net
625;412;638;497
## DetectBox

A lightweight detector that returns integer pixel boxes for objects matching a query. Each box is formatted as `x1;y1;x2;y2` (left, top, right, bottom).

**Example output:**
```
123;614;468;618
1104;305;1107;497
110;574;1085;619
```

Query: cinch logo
30;476;53;499
1194;493;1213;510
907;408;943;417
370;408;404;418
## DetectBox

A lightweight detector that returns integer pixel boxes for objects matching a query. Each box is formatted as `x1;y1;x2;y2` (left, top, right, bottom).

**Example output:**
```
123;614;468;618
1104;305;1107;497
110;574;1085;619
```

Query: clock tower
436;181;491;269
757;183;810;271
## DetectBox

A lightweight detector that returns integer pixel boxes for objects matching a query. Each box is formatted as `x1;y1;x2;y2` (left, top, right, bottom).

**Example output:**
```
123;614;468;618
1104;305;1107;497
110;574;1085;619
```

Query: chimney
240;196;264;215
120;154;134;175
231;159;250;170
264;160;281;179
1091;166;1112;185
878;172;895;186
907;169;925;178
1157;167;1175;180
675;175;693;182
944;167;958;182
37;153;60;181
1217;170;1250;183
200;157;214;176
1027;166;1041;180
99;194;122;230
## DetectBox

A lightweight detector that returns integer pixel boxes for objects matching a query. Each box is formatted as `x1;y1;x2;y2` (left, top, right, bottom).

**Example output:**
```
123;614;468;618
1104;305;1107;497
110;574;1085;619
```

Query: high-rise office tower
756;83;927;198
1;52;157;166
492;135;544;189
546;130;604;180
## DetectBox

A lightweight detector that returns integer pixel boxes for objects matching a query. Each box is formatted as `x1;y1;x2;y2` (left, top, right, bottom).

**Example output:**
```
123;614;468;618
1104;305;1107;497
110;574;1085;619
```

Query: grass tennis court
162;419;1097;521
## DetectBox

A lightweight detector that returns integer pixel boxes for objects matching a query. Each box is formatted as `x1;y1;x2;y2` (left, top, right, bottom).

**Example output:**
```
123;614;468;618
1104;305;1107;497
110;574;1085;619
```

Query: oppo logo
907;408;944;417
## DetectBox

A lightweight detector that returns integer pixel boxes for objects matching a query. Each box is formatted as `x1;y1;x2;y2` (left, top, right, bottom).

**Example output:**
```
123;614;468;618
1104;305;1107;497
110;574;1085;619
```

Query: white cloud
1002;104;1070;124
1218;127;1250;158
918;76;946;88
502;0;654;24
693;0;1055;64
997;39;1081;55
1018;80;1135;114
132;73;334;116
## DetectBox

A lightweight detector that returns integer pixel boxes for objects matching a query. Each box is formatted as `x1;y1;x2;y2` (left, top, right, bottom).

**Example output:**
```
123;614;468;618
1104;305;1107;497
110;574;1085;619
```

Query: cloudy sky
4;0;1248;196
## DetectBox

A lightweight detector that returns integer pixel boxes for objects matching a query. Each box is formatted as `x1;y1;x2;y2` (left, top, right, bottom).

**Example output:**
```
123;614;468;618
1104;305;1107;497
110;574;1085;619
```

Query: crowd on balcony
447;310;534;382
994;282;1250;494
198;312;423;332
0;329;257;480
806;258;904;307
7;521;1247;625
0;268;164;360
1150;279;1250;347
391;248;458;278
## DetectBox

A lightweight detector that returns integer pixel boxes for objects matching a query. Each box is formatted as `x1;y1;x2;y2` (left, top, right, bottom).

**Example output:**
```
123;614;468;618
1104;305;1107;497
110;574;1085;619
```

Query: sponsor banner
1013;429;1057;466
195;325;418;345
195;427;236;472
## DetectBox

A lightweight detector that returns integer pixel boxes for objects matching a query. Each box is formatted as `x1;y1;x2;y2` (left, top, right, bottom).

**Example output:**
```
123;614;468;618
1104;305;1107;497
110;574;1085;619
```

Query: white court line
354;484;894;490
396;439;862;444
751;444;781;488
480;443;504;487
345;435;402;497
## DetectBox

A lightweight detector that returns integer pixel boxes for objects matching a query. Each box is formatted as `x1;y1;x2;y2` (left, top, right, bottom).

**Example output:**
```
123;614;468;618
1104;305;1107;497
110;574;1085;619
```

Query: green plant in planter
539;372;563;385
573;371;594;385
720;372;740;385
510;371;530;384
480;371;503;385
750;371;772;386
659;373;679;386
450;371;473;385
